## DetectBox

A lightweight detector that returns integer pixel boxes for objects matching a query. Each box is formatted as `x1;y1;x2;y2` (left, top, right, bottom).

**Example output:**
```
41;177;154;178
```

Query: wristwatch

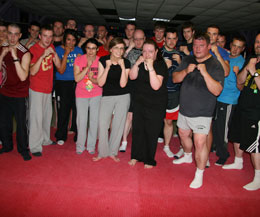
13;58;20;62
253;72;259;77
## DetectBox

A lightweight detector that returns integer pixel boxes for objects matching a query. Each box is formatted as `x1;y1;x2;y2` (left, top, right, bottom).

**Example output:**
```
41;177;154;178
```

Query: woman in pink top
74;38;102;154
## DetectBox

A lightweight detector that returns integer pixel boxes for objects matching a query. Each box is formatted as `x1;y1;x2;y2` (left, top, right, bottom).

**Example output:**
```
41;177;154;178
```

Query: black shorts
228;108;260;153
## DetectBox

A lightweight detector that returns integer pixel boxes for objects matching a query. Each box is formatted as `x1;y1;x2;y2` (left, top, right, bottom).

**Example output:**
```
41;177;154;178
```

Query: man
119;29;145;152
206;25;230;166
53;20;64;47
78;24;95;48
0;21;7;46
217;33;227;49
20;21;40;49
223;33;260;191
123;22;136;48
180;21;195;56
151;21;166;48
160;28;183;158
29;25;61;156
173;32;224;189
96;25;108;45
212;35;246;166
0;23;31;161
65;19;77;30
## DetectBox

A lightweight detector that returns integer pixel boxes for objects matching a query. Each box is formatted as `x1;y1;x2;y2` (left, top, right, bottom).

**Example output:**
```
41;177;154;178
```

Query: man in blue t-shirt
212;35;246;166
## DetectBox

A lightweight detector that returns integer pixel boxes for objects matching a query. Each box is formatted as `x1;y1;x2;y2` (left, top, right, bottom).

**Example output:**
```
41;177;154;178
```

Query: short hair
232;34;246;46
109;37;125;50
63;29;79;45
0;20;7;27
7;23;21;32
66;18;77;25
154;21;167;30
194;31;210;45
165;28;178;36
207;24;220;32
125;22;136;28
182;21;194;31
53;20;64;27
218;32;226;38
29;21;41;29
40;24;53;34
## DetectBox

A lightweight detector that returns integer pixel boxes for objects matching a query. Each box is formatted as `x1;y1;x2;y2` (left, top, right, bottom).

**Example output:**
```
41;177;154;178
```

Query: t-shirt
161;46;183;92
29;42;55;94
237;56;260;121
218;55;245;105
97;46;109;57
126;48;142;67
55;46;83;81
210;46;230;62
175;55;224;117
0;44;30;97
99;55;131;96
74;55;102;98
134;59;168;108
151;37;164;49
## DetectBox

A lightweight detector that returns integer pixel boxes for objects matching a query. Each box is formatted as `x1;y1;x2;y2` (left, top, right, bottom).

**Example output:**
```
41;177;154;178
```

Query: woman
129;39;168;168
55;29;83;145
74;38;101;154
94;37;130;162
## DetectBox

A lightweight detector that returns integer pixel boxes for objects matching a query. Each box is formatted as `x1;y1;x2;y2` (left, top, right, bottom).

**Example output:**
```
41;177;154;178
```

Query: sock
222;157;243;169
243;170;260;191
190;168;204;189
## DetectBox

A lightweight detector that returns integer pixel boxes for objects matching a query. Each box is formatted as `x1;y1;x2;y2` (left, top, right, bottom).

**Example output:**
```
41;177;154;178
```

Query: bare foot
144;164;153;169
93;156;102;162
128;159;137;166
110;156;120;162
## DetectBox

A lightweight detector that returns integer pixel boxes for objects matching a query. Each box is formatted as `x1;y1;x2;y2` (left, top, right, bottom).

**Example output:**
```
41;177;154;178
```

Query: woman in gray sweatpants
94;37;130;162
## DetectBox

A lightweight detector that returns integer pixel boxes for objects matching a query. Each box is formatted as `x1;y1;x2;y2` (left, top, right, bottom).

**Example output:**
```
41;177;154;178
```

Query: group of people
0;18;259;191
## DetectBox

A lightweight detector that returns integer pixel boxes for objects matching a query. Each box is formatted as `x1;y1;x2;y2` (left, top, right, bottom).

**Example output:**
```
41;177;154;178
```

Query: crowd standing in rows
0;18;259;191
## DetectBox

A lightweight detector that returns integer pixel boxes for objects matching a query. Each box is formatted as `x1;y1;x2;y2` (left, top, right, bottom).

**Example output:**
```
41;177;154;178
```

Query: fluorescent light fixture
119;17;136;21
153;18;170;22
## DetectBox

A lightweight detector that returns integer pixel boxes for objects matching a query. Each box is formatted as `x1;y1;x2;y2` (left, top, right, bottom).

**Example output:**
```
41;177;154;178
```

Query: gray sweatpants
98;94;130;157
29;89;52;153
76;96;101;152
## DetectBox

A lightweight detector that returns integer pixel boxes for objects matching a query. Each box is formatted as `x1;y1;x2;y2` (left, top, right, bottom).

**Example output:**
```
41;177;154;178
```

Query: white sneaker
119;141;127;152
222;157;243;170
163;146;174;158
57;140;64;145
158;137;164;143
174;148;184;159
173;153;192;164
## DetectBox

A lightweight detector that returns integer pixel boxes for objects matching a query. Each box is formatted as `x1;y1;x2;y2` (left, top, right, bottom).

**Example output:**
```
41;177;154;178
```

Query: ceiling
12;0;260;32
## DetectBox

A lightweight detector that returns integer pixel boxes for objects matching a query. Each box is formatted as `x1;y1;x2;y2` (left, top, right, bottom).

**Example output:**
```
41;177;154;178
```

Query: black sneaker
215;158;227;166
32;152;42;157
22;153;32;161
0;147;13;154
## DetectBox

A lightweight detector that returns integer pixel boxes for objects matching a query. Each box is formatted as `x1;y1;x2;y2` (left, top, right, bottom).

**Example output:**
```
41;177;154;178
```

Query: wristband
13;58;20;62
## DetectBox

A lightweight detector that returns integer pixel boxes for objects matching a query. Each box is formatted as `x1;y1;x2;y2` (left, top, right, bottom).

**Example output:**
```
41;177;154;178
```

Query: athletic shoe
158;137;164;143
173;153;192;164
119;141;127;152
174;148;184;159
163;146;174;158
57;140;65;145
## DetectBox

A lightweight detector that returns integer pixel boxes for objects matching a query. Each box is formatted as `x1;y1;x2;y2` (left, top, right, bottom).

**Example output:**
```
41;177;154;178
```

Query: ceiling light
119;17;136;21
152;18;170;22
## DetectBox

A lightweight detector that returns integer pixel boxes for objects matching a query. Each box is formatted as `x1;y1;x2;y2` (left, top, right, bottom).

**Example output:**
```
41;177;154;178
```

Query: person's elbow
214;85;223;96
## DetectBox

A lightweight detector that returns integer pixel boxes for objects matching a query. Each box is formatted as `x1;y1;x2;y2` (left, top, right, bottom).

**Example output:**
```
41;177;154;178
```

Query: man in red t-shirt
0;23;31;161
29;25;61;157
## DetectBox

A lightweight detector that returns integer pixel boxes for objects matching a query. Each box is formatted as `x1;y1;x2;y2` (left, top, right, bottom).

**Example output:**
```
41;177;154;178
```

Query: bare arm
97;61;110;87
198;63;223;96
129;56;144;80
145;59;163;90
14;52;31;81
173;64;196;83
211;45;230;77
118;59;129;88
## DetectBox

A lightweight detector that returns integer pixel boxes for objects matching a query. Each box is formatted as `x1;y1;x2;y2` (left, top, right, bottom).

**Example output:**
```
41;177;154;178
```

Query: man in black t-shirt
179;22;195;56
172;32;224;189
223;33;260;191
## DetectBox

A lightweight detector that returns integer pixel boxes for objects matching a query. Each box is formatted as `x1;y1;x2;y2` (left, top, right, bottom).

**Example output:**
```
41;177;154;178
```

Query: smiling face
86;42;98;58
154;28;165;42
84;25;95;39
29;25;40;39
255;34;260;56
53;21;64;37
0;25;7;43
142;43;158;61
110;43;125;58
65;34;76;49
